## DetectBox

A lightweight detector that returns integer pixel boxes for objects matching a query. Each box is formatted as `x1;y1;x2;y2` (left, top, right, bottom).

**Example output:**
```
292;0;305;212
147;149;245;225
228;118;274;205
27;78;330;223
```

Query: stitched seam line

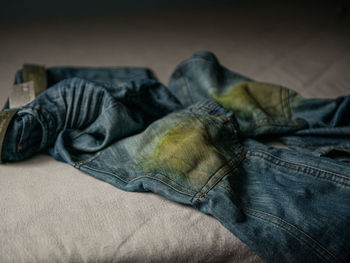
284;138;350;152
148;170;197;195
82;165;193;197
215;175;340;262
77;110;243;199
246;208;339;261
248;150;350;182
190;159;236;203
81;145;244;203
247;150;350;186
241;91;301;130
82;164;197;196
203;149;245;195
245;209;337;263
192;147;246;202
73;151;102;168
212;184;337;263
212;209;329;263
245;155;350;187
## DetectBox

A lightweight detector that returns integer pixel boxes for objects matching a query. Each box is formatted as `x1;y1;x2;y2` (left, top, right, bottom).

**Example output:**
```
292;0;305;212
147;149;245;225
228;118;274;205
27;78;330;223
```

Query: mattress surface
0;1;349;262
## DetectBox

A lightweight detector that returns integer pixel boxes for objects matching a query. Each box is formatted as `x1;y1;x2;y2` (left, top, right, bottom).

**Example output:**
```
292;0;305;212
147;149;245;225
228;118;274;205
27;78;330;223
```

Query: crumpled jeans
2;51;350;263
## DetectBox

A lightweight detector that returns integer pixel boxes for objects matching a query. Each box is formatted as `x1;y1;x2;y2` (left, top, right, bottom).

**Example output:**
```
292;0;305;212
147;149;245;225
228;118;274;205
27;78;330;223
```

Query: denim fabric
1;51;350;263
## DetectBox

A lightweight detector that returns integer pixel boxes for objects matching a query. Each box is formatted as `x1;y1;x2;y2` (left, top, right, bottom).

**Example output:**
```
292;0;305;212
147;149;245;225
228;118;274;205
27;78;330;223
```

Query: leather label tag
9;81;36;108
22;64;47;96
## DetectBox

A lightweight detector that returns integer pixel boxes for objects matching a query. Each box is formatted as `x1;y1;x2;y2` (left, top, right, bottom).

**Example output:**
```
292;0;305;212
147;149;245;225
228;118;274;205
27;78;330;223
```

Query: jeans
1;51;350;263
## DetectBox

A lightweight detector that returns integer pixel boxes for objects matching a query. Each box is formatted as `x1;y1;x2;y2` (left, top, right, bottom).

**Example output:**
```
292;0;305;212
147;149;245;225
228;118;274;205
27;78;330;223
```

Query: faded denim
1;51;350;263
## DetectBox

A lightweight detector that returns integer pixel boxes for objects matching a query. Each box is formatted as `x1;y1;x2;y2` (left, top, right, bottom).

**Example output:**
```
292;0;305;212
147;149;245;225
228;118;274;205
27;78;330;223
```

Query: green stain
138;115;228;184
212;81;302;128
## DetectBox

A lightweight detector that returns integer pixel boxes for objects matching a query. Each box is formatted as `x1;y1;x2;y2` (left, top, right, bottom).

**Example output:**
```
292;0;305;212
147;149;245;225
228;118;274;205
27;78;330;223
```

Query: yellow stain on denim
213;81;301;125
139;116;228;185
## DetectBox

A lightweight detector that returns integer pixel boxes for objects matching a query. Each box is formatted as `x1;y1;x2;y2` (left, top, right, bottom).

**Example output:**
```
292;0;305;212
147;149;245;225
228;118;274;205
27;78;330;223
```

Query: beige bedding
0;1;349;262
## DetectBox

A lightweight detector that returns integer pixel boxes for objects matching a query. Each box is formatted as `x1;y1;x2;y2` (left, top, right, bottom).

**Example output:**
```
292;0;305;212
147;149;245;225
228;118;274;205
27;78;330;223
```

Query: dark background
4;0;346;20
1;0;349;108
1;0;239;20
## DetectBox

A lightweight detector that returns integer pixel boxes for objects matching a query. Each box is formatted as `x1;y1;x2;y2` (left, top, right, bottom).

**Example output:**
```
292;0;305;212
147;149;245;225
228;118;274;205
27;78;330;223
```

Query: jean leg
2;77;182;163
206;138;350;263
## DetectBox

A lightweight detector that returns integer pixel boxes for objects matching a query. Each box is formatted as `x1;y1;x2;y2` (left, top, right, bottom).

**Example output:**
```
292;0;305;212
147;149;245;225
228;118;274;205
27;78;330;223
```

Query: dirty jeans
2;51;350;263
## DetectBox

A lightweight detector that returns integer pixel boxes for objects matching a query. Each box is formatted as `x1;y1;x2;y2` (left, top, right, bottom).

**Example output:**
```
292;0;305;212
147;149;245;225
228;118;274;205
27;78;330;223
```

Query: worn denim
1;51;350;263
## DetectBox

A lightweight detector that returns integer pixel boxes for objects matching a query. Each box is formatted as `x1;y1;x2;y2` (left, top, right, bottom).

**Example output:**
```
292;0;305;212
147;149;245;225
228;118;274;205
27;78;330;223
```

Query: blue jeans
2;51;350;263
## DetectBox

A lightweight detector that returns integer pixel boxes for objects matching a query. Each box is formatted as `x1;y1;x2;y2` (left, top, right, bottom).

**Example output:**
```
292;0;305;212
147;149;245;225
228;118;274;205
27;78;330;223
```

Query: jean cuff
0;109;19;163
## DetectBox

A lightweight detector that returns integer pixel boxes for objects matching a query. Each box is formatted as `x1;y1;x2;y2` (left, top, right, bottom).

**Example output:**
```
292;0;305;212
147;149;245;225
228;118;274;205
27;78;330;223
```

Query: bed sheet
1;1;349;262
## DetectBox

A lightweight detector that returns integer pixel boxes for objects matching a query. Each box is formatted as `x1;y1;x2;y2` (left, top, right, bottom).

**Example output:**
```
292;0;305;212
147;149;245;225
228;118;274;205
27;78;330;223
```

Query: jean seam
190;159;236;203
81;163;198;196
148;170;198;195
81;146;244;204
245;209;339;263
191;146;246;203
81;164;194;197
245;90;301;130
260;89;298;115
79;110;242;199
73;151;102;168
246;150;350;187
214;184;339;263
246;154;350;187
